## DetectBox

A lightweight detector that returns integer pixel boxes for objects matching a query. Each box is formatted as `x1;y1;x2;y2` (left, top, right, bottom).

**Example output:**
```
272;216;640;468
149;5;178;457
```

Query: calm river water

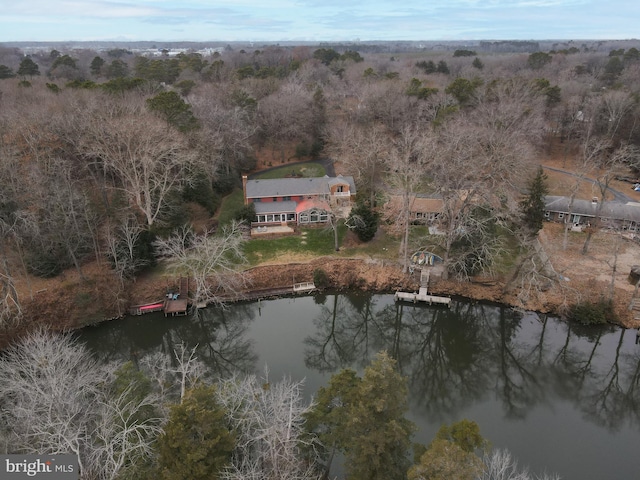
79;293;640;480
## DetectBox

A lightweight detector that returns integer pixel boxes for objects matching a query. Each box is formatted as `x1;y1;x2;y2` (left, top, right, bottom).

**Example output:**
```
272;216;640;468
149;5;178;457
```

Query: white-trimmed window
299;208;329;224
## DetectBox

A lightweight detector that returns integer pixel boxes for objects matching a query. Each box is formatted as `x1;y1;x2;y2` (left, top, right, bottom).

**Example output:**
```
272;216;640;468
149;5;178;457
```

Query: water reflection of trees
192;305;259;375
622;349;640;427
304;294;386;373
82;293;640;433
379;301;492;418
303;293;640;431
79;304;259;377
490;306;546;419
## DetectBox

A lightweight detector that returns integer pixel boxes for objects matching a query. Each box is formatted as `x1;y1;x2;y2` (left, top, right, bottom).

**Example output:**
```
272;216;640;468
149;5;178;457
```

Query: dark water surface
78;293;640;480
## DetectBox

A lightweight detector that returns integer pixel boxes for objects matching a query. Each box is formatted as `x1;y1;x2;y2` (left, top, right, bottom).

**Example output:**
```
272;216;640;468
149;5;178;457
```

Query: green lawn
341;228;399;260
243;224;348;264
217;189;245;226
218;186;518;276
253;162;326;179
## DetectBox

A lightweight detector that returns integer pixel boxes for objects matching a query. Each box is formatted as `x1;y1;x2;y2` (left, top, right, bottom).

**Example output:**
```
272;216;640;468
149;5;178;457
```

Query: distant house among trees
242;175;356;231
544;195;640;232
386;194;443;224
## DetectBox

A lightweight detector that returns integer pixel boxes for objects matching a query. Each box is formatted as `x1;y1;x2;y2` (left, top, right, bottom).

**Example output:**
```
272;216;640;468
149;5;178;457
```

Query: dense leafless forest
1;39;640;329
2;38;640;480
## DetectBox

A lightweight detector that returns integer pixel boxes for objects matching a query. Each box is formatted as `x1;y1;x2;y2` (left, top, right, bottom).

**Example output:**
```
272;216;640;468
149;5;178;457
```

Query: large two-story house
242;175;357;229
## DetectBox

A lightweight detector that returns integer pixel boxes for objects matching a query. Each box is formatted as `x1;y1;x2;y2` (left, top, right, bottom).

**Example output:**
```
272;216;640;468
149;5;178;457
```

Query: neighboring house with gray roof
242;174;356;226
544;195;640;232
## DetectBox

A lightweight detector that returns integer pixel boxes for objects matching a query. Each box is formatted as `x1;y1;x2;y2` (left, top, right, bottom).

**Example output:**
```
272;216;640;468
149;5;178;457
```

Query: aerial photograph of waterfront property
1;1;640;479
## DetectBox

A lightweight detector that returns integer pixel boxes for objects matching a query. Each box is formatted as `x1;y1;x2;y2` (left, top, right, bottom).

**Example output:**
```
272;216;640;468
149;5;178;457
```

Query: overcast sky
1;0;638;43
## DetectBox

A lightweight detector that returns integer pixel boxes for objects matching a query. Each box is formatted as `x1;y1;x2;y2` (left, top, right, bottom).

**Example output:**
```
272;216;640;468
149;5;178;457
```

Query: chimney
242;175;248;205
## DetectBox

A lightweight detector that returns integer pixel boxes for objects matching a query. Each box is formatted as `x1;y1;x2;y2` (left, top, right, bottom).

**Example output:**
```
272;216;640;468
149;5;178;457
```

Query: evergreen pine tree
17;57;40;78
347;202;379;242
306;352;415;480
520;166;549;236
158;385;234;480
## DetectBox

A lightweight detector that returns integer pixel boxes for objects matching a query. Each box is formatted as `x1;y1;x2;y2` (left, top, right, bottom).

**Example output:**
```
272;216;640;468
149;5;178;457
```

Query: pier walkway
394;268;451;307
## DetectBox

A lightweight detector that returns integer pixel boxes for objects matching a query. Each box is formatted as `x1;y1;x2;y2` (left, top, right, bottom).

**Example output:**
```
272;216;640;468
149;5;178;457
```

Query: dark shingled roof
545;195;640;223
254;201;297;214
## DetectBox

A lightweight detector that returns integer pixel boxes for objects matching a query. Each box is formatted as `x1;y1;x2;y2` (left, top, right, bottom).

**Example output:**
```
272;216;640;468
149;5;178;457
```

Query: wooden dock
293;282;316;293
218;281;317;303
164;277;189;316
132;278;318;315
222;287;293;303
127;277;191;316
164;298;188;316
394;288;451;307
395;268;451;307
632;298;640;322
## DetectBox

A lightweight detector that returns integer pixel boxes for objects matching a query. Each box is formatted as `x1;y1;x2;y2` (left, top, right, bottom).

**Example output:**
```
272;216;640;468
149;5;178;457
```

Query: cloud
4;1;156;17
0;0;637;42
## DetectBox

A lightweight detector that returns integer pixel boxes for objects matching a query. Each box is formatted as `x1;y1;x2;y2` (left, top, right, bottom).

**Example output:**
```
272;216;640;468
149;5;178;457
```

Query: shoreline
3;254;638;350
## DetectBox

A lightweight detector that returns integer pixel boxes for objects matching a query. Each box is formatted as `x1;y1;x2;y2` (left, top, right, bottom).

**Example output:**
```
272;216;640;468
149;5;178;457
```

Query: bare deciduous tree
0;220;22;328
90;385;163;480
428;78;545;279
324;121;387;206
217;371;321;480
190;98;258;179
0;330;101;474
355;81;416;132
383;125;432;273
153;222;246;313
600;90;633;139
79;103;195;226
105;213;148;285
480;449;561;480
581;143;638;255
0;330;164;480
139;352;174;403
173;343;208;402
258;82;315;162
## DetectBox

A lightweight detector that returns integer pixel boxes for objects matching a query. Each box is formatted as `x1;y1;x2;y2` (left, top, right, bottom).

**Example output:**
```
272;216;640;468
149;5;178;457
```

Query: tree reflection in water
304;293;384;373
79;303;258;378
78;292;640;478
302;293;640;432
